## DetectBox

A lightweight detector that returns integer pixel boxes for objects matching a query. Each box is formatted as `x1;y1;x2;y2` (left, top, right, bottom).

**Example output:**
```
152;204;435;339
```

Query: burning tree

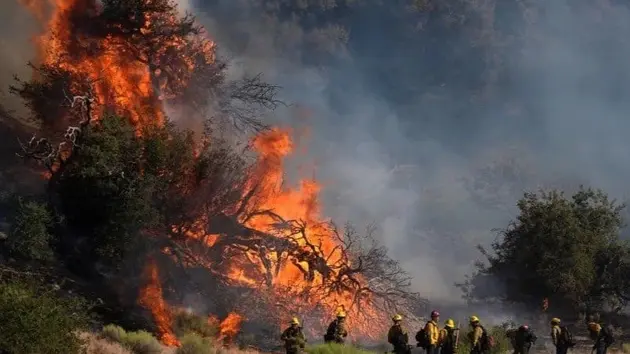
11;0;424;346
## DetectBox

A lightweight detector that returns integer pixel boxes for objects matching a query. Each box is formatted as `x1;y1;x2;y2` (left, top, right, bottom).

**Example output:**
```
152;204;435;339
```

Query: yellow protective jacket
425;320;440;346
468;325;483;348
551;325;561;347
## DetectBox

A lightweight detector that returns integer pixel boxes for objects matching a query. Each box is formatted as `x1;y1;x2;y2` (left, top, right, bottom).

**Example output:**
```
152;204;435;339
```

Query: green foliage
101;324;163;354
56;114;156;266
306;343;376;354
51;113;250;270
462;187;630;312
124;330;164;354
176;333;214;354
173;311;219;338
0;279;89;354
5;198;55;261
102;323;128;343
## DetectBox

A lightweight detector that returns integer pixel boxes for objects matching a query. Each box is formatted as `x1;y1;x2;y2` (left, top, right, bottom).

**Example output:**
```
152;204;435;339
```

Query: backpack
559;326;576;348
323;321;336;342
601;326;615;346
415;328;430;349
480;326;495;351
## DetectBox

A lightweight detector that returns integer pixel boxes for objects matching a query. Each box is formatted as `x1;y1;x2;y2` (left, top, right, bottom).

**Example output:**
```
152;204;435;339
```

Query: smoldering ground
4;0;630;317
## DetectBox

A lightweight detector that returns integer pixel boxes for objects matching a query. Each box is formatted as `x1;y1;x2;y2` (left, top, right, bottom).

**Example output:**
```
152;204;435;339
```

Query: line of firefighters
280;311;616;354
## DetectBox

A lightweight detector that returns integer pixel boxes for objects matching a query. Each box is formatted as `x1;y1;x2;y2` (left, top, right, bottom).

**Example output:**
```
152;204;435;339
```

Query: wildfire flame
209;312;244;343
138;259;180;347
20;0;390;347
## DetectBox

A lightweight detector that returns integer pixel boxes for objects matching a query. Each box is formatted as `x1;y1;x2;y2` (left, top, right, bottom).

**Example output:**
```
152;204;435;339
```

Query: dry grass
80;332;133;354
79;330;261;354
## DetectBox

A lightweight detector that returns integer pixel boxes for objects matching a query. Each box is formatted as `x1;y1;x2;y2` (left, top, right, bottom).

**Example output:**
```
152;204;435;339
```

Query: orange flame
223;128;386;338
218;312;244;343
20;0;388;343
138;259;180;347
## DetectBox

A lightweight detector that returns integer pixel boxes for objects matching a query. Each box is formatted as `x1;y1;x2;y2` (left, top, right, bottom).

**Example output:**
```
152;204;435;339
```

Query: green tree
6;198;55;261
461;187;630;313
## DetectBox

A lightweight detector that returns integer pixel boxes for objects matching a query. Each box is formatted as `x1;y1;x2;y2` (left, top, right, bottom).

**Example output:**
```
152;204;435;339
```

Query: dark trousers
595;344;608;354
555;346;568;354
427;345;439;354
394;346;411;354
514;345;532;354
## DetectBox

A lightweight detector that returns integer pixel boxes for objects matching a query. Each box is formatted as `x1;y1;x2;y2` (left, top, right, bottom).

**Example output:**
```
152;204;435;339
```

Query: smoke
4;0;630;316
0;0;40;117
181;0;630;309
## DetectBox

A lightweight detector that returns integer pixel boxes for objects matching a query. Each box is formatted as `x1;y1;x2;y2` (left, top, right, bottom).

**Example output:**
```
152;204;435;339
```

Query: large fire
19;0;395;347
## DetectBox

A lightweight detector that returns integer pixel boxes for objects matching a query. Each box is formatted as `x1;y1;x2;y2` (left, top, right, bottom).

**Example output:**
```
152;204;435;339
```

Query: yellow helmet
336;310;347;318
392;314;403;321
290;317;300;325
445;319;455;328
550;318;561;324
469;315;480;323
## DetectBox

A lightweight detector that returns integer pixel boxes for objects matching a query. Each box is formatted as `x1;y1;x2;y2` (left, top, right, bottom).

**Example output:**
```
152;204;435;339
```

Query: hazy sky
3;0;630;307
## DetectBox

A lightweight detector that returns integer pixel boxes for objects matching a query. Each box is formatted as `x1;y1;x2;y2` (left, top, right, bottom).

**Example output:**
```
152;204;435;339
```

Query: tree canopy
461;187;630;313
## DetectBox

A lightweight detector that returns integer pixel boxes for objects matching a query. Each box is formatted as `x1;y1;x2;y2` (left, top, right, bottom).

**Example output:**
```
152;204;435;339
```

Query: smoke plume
182;0;630;308
4;0;630;313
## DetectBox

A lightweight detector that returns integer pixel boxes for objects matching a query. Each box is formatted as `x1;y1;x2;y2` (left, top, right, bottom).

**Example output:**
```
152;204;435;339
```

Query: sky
3;0;630;308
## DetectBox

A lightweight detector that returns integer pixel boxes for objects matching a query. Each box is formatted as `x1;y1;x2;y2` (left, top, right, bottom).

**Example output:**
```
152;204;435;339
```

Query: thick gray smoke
4;0;630;312
0;1;39;117
183;0;630;307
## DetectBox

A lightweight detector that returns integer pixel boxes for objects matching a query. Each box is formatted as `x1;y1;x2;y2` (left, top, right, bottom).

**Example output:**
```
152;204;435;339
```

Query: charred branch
16;83;96;174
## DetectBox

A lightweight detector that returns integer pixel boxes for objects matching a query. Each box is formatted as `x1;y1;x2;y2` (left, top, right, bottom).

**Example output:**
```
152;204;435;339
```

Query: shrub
81;332;133;354
306;343;376;354
101;324;163;354
0;279;89;354
102;324;128;343
6;198;54;261
176;333;214;354
124;330;163;354
173;310;219;338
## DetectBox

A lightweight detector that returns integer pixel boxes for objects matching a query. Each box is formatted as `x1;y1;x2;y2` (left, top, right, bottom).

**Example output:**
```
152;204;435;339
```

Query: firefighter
424;310;441;354
587;316;615;354
439;319;458;354
467;316;488;354
281;317;307;354
550;318;569;354
512;325;537;354
324;310;349;344
388;314;410;354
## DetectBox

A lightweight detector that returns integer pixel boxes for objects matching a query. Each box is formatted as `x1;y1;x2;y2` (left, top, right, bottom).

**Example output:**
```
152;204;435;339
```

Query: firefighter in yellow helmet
587;315;615;354
467;316;490;354
439;319;459;354
281;317;307;354
324;310;348;344
388;314;410;354
550;318;565;354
